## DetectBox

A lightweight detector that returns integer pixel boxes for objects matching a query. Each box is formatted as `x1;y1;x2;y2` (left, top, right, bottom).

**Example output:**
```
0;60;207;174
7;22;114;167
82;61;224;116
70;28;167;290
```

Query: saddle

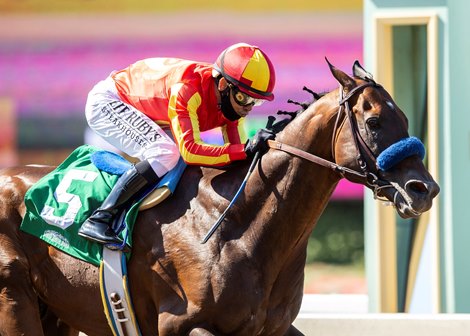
89;149;185;211
139;185;171;210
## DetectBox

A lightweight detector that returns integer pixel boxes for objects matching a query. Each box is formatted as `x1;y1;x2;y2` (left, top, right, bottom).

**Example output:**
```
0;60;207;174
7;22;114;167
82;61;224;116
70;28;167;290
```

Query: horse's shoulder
177;164;247;197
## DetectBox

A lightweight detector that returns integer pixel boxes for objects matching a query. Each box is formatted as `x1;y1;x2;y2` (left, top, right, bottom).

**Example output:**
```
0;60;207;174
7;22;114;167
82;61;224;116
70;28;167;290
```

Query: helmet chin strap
215;76;241;121
220;89;241;121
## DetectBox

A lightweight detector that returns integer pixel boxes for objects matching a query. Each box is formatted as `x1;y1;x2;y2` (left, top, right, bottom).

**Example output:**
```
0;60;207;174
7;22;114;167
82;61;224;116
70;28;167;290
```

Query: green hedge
307;200;364;265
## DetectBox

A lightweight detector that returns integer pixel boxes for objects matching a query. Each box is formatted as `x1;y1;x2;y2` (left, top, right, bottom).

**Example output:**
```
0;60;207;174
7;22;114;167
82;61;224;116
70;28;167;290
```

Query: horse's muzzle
392;179;440;218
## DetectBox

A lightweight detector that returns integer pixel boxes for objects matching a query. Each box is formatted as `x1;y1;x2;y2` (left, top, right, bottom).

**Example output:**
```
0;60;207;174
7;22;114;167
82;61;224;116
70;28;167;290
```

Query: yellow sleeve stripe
168;83;183;119
221;124;229;143
168;84;232;166
186;92;203;145
168;83;184;139
237;118;248;143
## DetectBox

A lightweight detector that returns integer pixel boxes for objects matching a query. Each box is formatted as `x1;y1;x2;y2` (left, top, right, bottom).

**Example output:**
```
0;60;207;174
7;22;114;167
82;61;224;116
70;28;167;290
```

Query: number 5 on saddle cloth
20;144;186;267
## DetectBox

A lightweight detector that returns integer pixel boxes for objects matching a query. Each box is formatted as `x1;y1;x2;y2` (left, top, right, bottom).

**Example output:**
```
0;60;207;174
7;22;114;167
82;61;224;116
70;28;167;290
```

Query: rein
267;140;368;180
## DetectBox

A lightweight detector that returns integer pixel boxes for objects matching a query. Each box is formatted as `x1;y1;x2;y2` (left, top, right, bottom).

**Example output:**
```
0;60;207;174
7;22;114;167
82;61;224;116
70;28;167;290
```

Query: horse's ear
325;57;356;91
352;60;374;81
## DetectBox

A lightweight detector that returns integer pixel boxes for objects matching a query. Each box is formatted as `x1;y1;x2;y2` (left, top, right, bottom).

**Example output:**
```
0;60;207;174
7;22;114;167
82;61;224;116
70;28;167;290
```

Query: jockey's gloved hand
244;128;275;158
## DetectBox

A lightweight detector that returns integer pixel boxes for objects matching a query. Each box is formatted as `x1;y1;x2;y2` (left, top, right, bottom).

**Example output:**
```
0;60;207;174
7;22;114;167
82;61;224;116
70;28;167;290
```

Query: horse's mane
269;86;325;134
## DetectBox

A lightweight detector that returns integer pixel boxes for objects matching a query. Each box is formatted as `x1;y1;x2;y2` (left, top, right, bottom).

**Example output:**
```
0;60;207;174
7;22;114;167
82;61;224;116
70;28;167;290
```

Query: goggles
229;84;265;107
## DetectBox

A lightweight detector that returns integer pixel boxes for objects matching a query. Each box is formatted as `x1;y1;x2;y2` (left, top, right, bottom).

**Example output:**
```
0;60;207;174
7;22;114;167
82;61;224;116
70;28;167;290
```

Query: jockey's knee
146;146;180;177
162;150;180;172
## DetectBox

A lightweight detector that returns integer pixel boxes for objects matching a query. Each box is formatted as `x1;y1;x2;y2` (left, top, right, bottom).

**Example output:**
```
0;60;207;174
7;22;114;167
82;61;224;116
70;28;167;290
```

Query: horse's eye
366;117;380;129
386;101;395;110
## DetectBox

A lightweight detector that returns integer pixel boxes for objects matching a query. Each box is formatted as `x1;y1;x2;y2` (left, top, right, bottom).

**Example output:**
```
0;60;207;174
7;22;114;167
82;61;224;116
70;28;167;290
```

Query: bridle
267;81;394;200
203;80;418;243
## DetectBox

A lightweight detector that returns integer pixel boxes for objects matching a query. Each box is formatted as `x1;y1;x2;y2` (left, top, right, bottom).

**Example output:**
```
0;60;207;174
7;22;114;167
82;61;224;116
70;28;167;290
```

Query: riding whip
201;116;275;244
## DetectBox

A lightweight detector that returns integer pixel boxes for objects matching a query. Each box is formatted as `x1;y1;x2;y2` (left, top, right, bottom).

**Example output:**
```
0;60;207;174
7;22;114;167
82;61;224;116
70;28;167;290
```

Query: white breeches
85;77;179;177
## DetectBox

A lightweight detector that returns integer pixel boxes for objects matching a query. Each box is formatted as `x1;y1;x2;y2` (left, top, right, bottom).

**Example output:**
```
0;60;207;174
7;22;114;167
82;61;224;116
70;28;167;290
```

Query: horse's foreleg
41;305;80;336
0;260;44;335
0;228;45;335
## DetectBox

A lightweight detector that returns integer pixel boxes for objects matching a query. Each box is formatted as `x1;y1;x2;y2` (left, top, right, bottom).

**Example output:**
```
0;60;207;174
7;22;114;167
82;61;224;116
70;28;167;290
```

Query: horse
0;60;439;335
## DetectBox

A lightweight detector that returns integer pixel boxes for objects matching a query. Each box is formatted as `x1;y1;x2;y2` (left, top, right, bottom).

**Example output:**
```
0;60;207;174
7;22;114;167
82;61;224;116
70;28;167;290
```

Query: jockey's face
227;83;267;118
217;76;255;119
229;90;254;118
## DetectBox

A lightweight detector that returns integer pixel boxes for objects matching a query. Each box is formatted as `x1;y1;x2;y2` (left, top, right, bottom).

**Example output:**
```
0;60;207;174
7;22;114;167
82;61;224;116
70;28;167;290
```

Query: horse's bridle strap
267;140;367;179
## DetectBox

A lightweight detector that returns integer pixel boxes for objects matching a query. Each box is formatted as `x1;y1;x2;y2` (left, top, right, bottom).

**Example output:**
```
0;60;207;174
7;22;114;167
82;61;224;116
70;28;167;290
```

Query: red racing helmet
215;43;276;101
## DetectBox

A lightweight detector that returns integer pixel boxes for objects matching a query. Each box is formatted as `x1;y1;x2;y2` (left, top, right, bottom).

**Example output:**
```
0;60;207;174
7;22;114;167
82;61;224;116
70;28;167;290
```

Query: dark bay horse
0;61;439;335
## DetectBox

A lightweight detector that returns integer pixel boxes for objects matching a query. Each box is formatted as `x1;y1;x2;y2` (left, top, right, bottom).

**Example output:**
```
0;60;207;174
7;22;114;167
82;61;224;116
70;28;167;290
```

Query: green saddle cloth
20;145;140;266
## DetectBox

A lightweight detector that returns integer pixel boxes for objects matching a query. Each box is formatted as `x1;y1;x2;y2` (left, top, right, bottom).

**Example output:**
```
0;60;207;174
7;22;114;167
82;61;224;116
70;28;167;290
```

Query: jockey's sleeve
168;83;246;166
222;118;248;145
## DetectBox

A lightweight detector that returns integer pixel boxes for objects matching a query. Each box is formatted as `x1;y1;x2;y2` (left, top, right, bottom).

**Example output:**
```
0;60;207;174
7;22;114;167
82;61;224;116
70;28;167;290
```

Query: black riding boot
78;160;160;246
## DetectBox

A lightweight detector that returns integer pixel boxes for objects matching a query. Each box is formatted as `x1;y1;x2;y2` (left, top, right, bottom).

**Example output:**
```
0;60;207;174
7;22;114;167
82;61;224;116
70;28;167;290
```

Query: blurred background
0;0;364;294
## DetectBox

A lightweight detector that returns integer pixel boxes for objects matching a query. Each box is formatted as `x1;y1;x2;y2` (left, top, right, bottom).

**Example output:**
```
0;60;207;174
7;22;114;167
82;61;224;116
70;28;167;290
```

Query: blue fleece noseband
376;136;425;171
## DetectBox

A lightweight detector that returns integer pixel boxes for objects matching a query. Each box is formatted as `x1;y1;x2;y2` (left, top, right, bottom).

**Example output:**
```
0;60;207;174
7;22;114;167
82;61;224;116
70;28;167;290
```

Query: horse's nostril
407;181;428;194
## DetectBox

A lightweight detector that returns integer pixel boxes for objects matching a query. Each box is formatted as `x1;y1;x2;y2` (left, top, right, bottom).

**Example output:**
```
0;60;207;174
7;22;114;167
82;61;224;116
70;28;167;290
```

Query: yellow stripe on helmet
241;49;271;92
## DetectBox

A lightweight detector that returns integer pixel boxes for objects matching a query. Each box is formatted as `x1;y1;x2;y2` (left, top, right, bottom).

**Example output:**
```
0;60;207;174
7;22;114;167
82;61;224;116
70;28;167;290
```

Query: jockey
78;42;276;247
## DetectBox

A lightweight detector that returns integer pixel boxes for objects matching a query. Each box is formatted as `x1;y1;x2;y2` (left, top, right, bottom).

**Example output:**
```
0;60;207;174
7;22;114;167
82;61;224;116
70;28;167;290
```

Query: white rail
294;294;470;336
294;313;470;336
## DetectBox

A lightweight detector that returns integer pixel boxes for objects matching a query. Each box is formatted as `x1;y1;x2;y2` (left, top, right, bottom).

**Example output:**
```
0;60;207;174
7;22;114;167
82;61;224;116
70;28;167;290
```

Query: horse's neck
241;96;341;264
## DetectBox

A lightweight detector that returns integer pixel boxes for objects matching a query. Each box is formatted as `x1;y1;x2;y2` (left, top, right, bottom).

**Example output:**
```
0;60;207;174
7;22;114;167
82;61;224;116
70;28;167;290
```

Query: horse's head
327;60;439;218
